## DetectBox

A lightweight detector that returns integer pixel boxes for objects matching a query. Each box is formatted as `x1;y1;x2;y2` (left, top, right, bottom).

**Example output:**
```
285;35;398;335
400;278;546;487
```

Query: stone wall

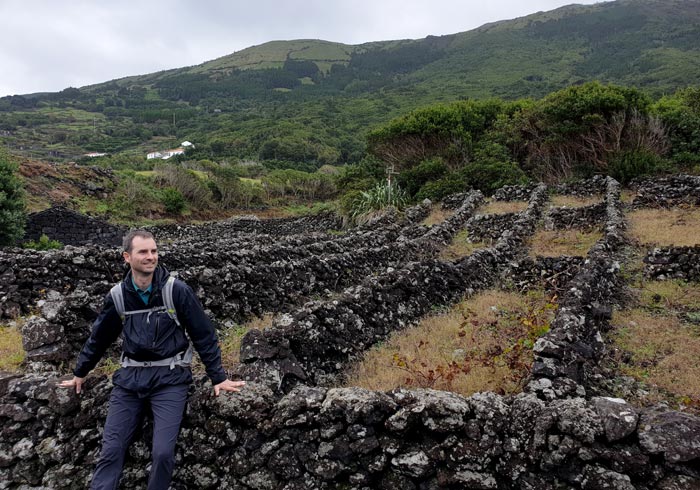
2;180;700;489
553;175;608;197
236;186;547;390
631;174;700;208
644;246;700;281
529;177;627;399
23;207;125;247
152;212;344;242
543;202;606;230
1;374;698;490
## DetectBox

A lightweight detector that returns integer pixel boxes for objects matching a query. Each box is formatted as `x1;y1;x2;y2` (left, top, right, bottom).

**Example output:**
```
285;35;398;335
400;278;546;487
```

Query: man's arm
59;292;123;393
175;282;245;394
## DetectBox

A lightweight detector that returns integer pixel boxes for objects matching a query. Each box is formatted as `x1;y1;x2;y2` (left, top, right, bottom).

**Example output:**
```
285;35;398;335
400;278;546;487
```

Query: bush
397;158;448;198
161;187;186;214
0;149;25;246
607;150;664;184
459;159;528;195
23;234;62;250
416;176;467;201
350;182;409;220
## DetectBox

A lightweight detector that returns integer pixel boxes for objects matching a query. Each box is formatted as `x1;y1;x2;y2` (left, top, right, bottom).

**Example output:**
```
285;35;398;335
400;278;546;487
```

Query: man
59;229;245;490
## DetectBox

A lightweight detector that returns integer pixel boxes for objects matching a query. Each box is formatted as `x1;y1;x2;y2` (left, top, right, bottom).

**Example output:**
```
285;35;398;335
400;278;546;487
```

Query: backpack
110;275;180;327
109;275;192;369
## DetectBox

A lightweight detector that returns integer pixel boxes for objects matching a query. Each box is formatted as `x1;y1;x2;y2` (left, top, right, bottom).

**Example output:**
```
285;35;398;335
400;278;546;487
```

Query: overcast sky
1;0;603;97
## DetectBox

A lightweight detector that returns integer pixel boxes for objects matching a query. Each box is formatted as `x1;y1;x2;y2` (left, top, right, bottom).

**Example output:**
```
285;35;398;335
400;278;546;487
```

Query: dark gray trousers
90;383;189;490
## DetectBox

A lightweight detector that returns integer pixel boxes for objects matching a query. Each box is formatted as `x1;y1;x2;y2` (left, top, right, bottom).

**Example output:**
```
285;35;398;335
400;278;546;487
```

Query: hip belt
120;346;193;370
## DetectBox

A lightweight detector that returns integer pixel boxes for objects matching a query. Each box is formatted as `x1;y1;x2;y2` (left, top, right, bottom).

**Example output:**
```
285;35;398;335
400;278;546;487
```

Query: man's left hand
214;379;246;396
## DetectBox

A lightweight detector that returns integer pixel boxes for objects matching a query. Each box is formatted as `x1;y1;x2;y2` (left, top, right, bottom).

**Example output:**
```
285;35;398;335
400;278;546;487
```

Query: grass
0;324;24;371
421;206;455;226
637;279;700;313
344;289;556;396
610;309;700;409
439;229;487;260
550;194;602;207
529;228;603;257
219;313;275;369
478;200;528;215
626;207;700;246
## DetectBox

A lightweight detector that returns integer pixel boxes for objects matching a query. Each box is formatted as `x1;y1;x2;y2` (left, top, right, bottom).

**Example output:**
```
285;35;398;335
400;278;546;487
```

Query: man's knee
151;444;176;466
99;440;129;463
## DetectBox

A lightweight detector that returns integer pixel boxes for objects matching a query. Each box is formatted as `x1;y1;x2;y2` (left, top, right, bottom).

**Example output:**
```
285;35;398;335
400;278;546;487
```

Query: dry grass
638;280;700;312
550;194;602;208
620;189;637;204
610;309;700;406
0;324;24;371
344;290;556;396
439;229;487;261
529;228;603;257
421;206;455;227
478;200;528;215
627;207;700;246
218;313;275;369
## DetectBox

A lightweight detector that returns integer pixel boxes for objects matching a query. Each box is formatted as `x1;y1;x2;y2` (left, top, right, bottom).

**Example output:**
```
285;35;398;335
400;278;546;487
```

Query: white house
160;148;185;159
146;141;193;159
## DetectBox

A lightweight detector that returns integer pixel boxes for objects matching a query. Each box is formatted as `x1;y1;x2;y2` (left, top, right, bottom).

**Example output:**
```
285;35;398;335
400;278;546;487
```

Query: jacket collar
123;265;170;293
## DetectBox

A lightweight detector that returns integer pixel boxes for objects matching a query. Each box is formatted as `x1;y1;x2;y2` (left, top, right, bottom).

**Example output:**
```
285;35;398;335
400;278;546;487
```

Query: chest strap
120;345;193;370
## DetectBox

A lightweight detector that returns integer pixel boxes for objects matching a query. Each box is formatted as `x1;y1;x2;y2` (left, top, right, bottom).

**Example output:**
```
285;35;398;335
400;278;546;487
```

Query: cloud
0;0;601;96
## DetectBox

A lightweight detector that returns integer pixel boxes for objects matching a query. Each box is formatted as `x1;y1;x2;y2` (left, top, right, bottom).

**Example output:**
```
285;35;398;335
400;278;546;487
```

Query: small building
84;152;107;158
161;147;185;159
147;151;162;160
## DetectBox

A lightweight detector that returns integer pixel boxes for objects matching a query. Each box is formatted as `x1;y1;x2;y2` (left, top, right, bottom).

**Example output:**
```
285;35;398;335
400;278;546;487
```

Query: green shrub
23;234;62;250
459;159;528;195
607;150;664;184
416;176;467;201
350;182;409;220
161;187;186;214
397;158;449;198
0;149;25;246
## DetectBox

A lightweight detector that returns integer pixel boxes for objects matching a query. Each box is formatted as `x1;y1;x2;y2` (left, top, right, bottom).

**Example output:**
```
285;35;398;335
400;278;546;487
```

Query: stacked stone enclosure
1;177;699;489
23;206;125;247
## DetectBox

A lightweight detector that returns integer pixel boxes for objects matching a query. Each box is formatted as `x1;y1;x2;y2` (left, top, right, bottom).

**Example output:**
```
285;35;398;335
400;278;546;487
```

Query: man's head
122;230;158;276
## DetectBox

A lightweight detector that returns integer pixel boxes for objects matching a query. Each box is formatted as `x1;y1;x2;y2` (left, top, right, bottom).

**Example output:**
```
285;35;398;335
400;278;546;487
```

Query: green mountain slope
1;0;699;164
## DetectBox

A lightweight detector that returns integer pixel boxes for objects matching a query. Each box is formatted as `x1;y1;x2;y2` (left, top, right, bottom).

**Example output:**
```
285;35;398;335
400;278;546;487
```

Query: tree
0;148;26;246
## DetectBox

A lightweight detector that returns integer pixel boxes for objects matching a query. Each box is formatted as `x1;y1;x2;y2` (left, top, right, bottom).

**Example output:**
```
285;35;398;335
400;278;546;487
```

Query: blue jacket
74;266;227;393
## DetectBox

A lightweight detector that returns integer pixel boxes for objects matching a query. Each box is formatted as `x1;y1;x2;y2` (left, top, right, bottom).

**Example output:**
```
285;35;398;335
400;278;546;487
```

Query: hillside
1;0;699;164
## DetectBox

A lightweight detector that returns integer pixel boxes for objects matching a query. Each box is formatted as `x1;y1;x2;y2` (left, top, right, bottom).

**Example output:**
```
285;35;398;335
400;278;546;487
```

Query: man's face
123;236;158;276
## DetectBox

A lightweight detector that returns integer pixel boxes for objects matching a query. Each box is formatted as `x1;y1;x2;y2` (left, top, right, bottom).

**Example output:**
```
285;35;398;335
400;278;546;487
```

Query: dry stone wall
644;246;700;282
23;207;125;247
1;374;698;490
237;186;546;390
529;177;627;399
631;175;700;208
543;202;606;230
2;179;700;489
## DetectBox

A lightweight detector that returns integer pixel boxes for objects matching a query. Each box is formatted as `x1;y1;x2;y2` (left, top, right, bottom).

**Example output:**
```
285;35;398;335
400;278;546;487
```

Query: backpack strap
162;275;181;327
110;283;126;321
110;274;181;327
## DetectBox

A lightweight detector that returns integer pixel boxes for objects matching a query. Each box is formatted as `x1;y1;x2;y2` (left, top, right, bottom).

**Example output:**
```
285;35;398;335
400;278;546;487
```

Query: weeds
439;229;487;260
477;200;528;215
351;182;408;221
0;323;24;371
529;228;603;257
345;290;557;396
627;207;700;246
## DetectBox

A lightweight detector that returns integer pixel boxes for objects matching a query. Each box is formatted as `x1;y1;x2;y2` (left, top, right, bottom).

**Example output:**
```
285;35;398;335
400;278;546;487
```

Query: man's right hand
58;376;85;394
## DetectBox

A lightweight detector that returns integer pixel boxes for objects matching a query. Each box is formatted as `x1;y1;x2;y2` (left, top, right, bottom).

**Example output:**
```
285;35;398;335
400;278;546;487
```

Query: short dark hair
123;229;155;253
